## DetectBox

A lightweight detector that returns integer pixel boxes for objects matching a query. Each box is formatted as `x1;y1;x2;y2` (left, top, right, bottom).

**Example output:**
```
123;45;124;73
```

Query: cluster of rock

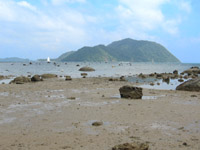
10;74;57;84
112;142;149;150
109;76;126;82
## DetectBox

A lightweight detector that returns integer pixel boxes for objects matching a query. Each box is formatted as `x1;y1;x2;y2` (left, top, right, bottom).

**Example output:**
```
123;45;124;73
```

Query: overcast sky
0;0;200;62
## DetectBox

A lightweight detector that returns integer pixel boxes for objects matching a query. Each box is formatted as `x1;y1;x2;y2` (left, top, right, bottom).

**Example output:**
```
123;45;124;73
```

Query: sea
0;62;200;90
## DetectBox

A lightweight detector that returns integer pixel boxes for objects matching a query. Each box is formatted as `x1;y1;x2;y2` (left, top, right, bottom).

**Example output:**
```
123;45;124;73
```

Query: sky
0;0;200;63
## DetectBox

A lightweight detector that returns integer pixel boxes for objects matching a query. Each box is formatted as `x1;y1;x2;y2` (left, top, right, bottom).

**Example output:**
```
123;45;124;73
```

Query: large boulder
119;86;143;99
41;74;57;79
176;77;200;91
79;67;95;72
31;75;43;82
10;76;31;84
112;142;149;150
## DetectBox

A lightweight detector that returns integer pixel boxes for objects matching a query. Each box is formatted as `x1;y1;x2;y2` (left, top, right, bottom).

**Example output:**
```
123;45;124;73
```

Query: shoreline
0;77;200;149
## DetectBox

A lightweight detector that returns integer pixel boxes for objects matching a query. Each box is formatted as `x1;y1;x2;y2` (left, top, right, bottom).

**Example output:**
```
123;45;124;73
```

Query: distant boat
47;57;50;63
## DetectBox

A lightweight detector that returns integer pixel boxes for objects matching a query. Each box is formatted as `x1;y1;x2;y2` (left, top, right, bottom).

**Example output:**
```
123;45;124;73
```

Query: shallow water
0;62;199;78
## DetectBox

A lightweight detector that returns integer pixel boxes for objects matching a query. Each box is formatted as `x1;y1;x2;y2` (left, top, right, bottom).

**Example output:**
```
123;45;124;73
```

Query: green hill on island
59;38;180;62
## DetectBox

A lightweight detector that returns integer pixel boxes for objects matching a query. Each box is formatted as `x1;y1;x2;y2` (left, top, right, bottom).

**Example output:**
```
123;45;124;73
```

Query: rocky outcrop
119;86;143;99
112;142;149;150
10;76;31;84
31;75;43;82
41;74;57;79
182;67;200;75
79;67;95;72
176;77;200;91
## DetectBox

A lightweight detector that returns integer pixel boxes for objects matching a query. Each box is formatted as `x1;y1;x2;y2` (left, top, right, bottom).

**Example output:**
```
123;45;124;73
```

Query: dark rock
120;76;126;81
173;70;178;74
150;82;154;86
162;76;170;84
10;76;31;84
79;67;95;72
0;75;5;80
176;77;200;91
156;74;162;79
109;78;119;81
112;142;149;150
178;79;184;82
81;73;88;78
31;75;42;82
92;121;103;126
67;97;76;100
65;76;72;81
41;74;57;79
119;86;143;99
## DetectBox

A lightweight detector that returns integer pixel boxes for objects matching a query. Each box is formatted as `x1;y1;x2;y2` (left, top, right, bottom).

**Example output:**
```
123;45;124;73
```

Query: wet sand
0;77;200;150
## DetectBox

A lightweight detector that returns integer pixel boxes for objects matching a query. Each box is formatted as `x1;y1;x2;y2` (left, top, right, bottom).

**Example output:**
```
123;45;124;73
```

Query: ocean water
0;62;199;77
0;62;199;89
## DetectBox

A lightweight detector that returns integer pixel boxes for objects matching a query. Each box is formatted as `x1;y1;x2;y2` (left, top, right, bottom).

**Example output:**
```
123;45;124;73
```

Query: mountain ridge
59;38;180;62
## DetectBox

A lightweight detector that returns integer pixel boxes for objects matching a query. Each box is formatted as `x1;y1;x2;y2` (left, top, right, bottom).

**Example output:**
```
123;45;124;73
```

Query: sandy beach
0;77;200;150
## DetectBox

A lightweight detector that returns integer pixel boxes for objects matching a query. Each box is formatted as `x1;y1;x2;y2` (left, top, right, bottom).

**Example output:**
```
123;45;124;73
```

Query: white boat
47;57;50;63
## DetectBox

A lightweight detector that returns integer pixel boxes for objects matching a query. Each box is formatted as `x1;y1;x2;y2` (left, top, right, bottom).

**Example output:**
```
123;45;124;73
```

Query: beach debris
119;85;143;99
79;67;95;72
176;77;200;91
10;76;31;84
65;76;72;81
92;121;103;126
41;74;57;79
112;142;149;150
31;75;43;82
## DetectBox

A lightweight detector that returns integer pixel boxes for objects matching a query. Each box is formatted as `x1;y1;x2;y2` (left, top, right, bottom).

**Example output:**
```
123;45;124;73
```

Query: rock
0;75;5;80
162;76;170;84
120;76;126;81
92;121;103;126
109;78;119;81
67;97;76;100
65;76;72;81
119;86;143;99
81;73;88;78
178;79;184;82
10;76;31;84
156;74;162;79
176;77;200;91
173;70;178;74
79;67;95;72
182;67;200;75
41;74;57;79
31;75;42;82
138;73;147;79
112;142;149;150
150;82;154;86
